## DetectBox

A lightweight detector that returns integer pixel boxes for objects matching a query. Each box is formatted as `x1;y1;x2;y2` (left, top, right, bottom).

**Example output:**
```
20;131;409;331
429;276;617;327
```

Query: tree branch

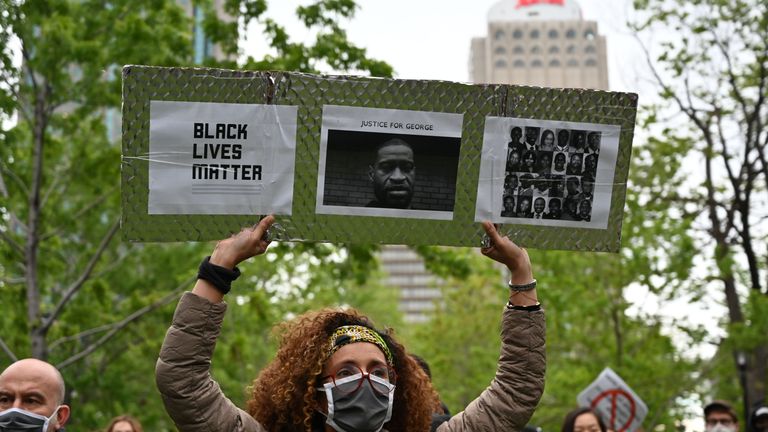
0;230;24;258
20;44;38;94
714;111;742;202
40;188;115;241
55;277;194;370
49;323;114;351
0;162;30;199
710;27;750;124
0;74;32;124
0;337;18;362
39;170;64;212
40;219;120;334
635;34;711;134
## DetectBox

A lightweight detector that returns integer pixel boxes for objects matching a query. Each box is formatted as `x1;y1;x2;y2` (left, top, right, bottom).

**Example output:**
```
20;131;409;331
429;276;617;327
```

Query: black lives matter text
191;122;262;181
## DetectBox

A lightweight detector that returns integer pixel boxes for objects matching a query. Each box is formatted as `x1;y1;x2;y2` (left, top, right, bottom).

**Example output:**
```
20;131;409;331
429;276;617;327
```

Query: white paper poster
475;117;620;229
577;367;649;432
316;105;464;221
148;101;298;215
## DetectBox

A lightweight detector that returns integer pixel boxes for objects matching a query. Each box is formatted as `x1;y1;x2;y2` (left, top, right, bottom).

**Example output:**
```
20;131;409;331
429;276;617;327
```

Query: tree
405;238;700;432
630;0;768;417
0;0;393;428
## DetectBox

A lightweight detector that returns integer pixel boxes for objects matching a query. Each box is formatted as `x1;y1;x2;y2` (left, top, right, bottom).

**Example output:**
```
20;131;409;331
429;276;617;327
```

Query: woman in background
561;407;607;432
105;415;143;432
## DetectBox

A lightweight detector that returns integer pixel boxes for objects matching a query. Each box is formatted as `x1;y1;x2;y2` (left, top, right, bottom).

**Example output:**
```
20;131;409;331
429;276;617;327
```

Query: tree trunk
27;83;49;360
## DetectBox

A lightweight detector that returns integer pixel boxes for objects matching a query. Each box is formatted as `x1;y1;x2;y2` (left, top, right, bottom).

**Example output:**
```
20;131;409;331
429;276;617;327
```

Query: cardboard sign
121;66;637;251
577;367;648;432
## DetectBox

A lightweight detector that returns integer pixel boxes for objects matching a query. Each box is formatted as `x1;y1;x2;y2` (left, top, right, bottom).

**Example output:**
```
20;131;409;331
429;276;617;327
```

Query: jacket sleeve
437;306;546;432
155;292;266;432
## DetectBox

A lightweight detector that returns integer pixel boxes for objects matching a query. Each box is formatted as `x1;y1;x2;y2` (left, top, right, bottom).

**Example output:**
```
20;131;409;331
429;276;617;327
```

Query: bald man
0;358;70;431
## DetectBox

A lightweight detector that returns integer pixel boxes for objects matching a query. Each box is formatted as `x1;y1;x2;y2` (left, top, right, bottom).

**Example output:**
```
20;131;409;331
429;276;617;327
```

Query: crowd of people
0;215;766;432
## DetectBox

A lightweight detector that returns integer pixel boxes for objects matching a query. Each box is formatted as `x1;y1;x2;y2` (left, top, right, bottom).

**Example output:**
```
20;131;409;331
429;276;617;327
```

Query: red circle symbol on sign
591;388;636;432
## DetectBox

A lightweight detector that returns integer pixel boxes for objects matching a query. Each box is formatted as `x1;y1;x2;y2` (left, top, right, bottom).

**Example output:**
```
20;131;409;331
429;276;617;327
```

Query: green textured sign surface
121;65;637;251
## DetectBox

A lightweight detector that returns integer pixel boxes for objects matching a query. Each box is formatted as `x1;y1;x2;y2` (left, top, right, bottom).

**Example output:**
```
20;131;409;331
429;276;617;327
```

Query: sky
244;0;650;94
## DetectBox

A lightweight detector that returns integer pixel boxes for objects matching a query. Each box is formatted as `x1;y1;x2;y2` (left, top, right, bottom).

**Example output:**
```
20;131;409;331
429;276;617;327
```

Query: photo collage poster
475;117;620;229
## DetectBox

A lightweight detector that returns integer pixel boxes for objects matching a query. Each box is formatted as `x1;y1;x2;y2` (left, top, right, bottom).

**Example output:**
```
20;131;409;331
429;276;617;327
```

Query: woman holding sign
155;216;545;432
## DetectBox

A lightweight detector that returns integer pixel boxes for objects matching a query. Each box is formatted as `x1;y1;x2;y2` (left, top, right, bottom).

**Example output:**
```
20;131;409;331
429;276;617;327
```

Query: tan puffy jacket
156;292;546;432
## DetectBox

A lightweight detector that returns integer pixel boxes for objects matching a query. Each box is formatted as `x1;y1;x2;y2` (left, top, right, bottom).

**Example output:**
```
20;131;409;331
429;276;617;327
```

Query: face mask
706;424;736;432
318;373;394;432
0;406;60;432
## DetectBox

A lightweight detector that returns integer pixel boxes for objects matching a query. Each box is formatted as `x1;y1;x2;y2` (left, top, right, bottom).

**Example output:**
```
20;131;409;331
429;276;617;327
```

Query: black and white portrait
317;105;463;220
477;116;620;229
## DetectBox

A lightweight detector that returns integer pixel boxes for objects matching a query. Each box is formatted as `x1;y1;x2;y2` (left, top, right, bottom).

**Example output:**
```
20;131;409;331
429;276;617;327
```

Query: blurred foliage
630;0;768;420
405;241;700;432
0;0;392;430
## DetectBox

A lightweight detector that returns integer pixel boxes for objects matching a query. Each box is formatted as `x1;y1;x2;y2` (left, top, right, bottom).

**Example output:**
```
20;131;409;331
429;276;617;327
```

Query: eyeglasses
319;364;397;396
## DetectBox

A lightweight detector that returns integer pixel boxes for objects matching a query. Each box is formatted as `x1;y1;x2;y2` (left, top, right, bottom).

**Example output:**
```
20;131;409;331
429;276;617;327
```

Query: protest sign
122;65;637;251
577;367;649;432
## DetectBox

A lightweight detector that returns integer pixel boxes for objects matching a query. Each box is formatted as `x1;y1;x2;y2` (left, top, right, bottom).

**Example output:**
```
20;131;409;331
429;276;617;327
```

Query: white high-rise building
470;0;608;90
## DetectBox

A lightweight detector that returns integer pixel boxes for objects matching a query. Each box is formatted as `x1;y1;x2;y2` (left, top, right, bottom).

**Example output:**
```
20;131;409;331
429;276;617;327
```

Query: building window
549;59;561;67
513;59;525;68
531;45;541;54
549;45;560;54
585;29;595;40
566;45;576;54
494;30;505;40
585;58;597;67
548;29;559;39
514;45;525;54
566;29;576;39
530;29;540;39
532;59;543;68
585;45;596;53
513;29;523;39
567;59;579;67
495;59;508;68
495;46;506;55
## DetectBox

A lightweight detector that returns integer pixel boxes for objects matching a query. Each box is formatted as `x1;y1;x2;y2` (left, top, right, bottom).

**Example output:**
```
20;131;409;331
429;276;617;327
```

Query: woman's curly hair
246;308;441;432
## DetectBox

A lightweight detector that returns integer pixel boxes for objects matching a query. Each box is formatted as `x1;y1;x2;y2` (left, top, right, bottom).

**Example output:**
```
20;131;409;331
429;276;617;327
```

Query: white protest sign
148;101;298;215
577;367;648;432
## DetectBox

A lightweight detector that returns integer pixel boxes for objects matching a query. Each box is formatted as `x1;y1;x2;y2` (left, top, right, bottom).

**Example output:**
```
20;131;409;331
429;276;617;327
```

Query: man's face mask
705;420;737;432
317;368;395;432
0;406;60;432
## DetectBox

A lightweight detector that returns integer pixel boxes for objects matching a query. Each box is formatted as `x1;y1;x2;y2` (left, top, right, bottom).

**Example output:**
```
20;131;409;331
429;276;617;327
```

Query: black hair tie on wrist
197;256;241;294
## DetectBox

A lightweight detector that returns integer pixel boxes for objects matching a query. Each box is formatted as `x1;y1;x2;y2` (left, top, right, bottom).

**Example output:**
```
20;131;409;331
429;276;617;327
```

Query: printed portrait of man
570;130;586;152
367;138;415;209
501;195;516;217
578;199;592;221
504;173;519;196
320;129;460;215
555;129;570;152
524;126;540;151
566;153;583;176
587;131;601;154
552;152;567;175
508;126;524;153
506;149;521;172
544;198;562;219
566;176;582;198
583;153;598;177
516;196;533;218
532;197;546;219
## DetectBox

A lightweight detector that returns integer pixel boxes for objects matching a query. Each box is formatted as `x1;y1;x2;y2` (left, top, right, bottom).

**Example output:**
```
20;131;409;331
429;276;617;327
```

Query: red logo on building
515;0;565;8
